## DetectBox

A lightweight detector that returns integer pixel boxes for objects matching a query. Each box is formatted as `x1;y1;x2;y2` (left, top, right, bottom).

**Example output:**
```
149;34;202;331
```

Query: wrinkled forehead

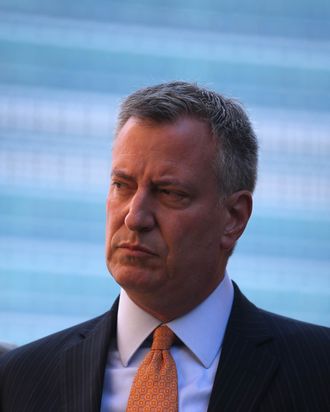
113;116;218;166
115;114;213;139
112;116;219;185
114;116;215;150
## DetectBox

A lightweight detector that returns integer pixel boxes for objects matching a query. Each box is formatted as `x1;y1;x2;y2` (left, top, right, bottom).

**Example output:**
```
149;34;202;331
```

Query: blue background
0;0;329;345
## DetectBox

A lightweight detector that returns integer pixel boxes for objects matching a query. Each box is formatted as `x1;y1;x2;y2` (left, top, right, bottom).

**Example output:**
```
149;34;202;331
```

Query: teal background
0;1;329;345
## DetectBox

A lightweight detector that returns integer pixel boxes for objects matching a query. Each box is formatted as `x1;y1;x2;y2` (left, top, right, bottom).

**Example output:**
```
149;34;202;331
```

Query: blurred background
0;0;329;345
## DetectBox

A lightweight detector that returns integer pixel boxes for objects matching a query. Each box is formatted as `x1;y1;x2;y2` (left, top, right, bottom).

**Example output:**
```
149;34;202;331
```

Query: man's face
106;116;229;318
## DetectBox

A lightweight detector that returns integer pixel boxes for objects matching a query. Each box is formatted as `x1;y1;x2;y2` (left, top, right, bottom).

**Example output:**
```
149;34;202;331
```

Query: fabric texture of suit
0;283;329;412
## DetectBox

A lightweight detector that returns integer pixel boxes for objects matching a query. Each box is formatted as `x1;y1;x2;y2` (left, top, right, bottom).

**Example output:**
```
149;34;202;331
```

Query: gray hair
117;81;258;196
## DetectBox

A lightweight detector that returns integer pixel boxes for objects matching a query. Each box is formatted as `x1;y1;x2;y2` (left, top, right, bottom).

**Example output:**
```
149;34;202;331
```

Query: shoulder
0;310;111;378
261;307;329;338
0;309;117;411
229;284;330;409
258;308;330;410
233;281;329;343
259;307;329;356
231;282;329;368
0;343;16;357
252;299;329;386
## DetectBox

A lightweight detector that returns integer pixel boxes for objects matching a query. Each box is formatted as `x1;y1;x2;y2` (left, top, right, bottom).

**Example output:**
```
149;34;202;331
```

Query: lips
117;243;158;257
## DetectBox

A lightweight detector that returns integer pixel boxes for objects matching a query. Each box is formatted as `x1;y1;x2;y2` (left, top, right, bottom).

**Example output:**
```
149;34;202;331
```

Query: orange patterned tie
126;325;178;412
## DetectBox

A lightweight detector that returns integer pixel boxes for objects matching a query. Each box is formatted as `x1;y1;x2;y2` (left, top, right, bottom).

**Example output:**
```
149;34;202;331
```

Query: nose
124;190;155;232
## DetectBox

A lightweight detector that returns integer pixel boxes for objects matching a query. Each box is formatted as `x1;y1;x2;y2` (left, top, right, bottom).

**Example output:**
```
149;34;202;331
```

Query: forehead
113;116;214;157
112;117;218;189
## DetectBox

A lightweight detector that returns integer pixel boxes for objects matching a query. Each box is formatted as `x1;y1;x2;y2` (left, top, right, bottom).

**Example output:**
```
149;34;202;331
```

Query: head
106;81;258;321
116;81;258;198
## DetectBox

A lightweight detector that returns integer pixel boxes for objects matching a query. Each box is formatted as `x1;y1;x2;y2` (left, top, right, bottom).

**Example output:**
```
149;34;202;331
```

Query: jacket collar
207;282;279;412
60;299;118;412
58;284;279;412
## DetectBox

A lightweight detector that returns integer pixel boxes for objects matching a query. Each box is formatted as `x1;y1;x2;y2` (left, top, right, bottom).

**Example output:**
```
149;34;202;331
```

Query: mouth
117;243;158;257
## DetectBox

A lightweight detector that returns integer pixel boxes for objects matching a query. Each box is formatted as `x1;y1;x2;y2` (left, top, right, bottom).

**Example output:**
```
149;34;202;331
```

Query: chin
110;266;166;293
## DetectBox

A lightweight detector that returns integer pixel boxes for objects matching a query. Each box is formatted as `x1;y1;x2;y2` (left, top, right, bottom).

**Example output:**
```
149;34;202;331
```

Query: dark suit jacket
0;283;329;412
0;344;16;357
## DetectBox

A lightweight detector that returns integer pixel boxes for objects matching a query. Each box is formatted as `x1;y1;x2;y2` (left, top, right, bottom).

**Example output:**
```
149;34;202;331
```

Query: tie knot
151;325;175;350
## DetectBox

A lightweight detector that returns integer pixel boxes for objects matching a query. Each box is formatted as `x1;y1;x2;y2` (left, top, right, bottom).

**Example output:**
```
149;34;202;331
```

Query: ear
220;190;253;251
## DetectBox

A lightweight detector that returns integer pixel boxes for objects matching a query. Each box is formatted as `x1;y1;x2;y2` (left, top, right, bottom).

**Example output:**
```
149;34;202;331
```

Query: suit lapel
60;299;118;412
207;284;279;412
57;286;278;411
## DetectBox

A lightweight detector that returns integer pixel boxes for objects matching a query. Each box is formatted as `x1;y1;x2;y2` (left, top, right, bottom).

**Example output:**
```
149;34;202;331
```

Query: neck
125;276;224;322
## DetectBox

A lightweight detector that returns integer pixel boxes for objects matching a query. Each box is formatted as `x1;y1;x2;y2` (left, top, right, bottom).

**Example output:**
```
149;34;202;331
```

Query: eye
159;188;171;195
112;181;123;189
158;188;187;201
110;180;130;193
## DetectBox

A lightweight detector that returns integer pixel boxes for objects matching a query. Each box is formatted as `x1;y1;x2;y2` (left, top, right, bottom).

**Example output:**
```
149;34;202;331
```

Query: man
0;82;329;411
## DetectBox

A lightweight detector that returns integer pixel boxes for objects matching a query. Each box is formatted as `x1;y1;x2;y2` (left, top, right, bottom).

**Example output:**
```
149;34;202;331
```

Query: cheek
162;221;197;268
167;215;221;261
105;207;124;249
107;197;126;227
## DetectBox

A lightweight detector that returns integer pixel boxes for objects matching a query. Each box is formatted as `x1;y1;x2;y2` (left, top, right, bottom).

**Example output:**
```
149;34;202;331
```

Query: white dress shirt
101;272;234;411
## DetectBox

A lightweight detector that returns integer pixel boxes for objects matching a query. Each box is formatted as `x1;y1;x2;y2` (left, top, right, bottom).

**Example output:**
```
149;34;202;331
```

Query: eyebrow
152;178;195;195
153;179;186;188
111;169;194;192
111;169;135;182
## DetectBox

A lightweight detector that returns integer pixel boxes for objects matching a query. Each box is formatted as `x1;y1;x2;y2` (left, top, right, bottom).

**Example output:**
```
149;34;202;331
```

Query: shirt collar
117;290;161;367
117;271;234;368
